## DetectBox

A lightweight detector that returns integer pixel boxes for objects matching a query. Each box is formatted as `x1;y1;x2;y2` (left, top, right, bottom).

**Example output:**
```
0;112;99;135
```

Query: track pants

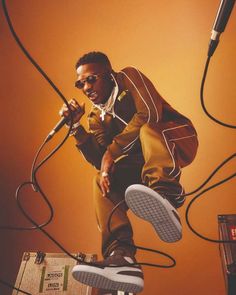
93;122;198;258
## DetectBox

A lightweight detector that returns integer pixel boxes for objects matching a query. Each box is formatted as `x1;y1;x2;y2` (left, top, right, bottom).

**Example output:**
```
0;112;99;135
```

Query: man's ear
104;72;115;85
110;72;116;82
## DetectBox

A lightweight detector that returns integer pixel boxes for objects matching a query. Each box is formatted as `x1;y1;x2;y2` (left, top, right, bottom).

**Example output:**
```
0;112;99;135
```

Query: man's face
75;63;114;105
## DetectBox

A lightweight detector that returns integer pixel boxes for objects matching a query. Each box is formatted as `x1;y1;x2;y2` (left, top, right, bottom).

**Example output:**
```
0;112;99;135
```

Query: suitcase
218;214;236;295
13;252;135;295
12;252;97;295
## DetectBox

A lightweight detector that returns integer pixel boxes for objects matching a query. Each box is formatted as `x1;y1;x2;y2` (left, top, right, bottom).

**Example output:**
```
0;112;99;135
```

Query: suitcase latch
77;252;86;262
35;251;46;264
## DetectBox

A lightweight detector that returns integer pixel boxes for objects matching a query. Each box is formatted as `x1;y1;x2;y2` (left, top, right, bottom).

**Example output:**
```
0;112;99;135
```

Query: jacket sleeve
107;67;164;159
74;110;109;170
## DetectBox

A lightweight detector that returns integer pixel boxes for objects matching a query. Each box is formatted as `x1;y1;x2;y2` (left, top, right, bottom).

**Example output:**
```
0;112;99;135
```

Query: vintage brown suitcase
218;214;236;295
13;252;135;295
12;252;97;295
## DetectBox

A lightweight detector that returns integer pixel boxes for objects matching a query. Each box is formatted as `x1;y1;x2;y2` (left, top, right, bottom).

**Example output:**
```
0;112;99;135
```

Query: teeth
89;92;97;98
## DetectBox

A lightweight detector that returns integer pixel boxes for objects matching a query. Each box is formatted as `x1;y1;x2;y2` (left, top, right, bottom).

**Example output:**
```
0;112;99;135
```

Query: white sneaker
72;253;144;293
125;184;182;243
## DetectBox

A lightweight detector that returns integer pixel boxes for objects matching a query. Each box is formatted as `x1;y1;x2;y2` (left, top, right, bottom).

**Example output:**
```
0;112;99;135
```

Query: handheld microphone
46;116;68;142
208;0;235;57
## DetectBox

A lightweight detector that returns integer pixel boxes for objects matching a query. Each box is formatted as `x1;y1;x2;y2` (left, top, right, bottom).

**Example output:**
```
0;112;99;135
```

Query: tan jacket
74;67;196;169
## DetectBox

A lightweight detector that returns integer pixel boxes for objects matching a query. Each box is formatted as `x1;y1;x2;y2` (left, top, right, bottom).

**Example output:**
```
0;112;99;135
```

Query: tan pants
93;122;198;258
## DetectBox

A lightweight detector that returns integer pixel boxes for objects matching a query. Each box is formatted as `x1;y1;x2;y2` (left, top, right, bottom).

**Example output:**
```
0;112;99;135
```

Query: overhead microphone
208;0;235;57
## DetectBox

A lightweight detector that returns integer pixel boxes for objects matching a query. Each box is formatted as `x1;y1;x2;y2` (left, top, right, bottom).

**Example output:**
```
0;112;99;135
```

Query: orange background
0;1;235;294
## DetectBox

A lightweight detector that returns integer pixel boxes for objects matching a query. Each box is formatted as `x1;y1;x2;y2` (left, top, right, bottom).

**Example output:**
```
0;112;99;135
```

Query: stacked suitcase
218;214;236;295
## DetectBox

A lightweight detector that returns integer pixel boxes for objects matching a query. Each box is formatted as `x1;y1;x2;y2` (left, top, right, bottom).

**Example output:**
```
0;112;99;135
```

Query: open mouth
88;91;98;101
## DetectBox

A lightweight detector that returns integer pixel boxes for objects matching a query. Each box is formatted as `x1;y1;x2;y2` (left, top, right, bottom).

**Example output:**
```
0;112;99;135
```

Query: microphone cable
106;152;236;261
200;56;235;129
0;0;175;293
184;53;236;243
0;0;176;263
1;0;235;294
0;0;78;293
1;0;176;264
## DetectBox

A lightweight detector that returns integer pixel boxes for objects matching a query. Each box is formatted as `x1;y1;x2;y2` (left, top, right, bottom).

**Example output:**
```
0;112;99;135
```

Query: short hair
75;51;112;70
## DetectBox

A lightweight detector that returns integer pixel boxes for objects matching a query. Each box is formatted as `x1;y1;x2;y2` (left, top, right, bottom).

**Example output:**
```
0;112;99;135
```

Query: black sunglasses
75;73;106;89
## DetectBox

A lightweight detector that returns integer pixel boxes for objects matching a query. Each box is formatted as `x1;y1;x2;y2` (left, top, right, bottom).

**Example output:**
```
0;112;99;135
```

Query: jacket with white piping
74;67;196;170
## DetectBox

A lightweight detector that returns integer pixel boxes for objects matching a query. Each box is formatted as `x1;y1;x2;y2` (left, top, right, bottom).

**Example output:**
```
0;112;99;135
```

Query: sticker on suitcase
39;265;69;292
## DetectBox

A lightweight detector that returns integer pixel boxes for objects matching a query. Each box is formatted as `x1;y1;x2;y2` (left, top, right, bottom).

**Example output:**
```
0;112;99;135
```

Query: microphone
208;0;235;57
46;116;68;142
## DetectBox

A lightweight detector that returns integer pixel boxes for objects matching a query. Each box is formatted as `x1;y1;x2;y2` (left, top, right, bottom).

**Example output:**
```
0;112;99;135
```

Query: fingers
100;173;111;197
59;99;78;116
59;99;85;122
100;152;115;197
70;98;83;111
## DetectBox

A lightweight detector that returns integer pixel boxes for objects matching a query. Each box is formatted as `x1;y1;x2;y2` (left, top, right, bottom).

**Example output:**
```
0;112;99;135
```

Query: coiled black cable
107;153;236;245
106;153;236;267
0;1;176;294
200;56;236;129
0;0;176;265
1;0;235;294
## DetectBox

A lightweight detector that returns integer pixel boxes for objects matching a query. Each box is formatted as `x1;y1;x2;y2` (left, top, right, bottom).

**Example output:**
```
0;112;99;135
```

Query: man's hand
100;150;115;197
59;98;85;125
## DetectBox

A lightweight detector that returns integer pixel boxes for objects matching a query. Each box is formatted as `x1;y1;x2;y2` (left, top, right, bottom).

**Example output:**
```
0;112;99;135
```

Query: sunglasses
75;73;105;89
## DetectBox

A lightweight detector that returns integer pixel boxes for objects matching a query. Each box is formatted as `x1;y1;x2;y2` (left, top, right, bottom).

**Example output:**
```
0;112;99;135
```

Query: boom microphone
208;0;235;57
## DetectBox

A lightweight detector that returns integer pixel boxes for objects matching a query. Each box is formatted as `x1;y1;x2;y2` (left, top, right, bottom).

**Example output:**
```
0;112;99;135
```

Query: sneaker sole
125;184;182;243
72;265;144;293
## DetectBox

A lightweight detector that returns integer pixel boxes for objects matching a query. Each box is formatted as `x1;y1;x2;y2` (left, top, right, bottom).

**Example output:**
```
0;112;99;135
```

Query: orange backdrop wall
0;1;235;294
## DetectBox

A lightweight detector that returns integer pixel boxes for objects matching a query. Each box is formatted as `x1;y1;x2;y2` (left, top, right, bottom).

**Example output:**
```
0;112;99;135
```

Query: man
60;51;198;293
